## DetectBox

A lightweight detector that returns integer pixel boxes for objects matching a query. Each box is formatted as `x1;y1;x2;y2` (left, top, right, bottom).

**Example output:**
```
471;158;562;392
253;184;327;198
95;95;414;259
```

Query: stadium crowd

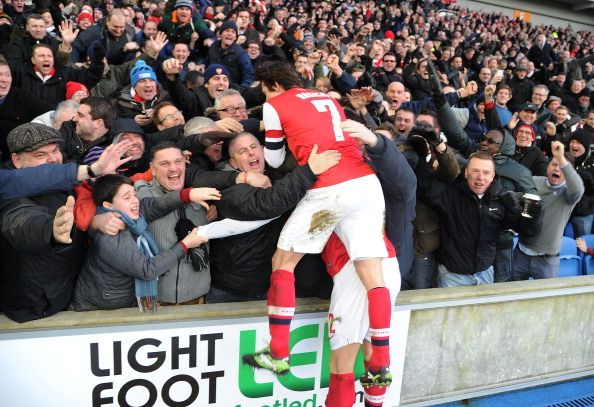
0;0;593;324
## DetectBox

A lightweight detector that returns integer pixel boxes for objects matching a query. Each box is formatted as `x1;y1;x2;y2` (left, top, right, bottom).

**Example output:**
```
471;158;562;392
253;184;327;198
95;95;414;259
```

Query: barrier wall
1;277;594;406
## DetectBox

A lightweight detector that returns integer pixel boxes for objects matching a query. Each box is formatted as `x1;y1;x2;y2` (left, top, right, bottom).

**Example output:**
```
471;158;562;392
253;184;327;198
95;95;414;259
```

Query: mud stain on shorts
309;210;338;236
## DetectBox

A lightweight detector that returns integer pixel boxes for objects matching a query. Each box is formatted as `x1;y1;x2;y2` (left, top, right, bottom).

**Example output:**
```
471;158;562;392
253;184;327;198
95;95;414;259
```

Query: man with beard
60;96;115;162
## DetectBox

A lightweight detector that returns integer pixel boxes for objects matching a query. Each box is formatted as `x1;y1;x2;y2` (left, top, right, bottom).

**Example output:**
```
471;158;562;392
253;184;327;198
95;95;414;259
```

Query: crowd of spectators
0;0;593;323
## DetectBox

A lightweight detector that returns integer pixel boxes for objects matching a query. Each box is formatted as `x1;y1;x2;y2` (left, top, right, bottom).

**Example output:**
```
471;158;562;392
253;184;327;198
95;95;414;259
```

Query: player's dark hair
256;61;303;91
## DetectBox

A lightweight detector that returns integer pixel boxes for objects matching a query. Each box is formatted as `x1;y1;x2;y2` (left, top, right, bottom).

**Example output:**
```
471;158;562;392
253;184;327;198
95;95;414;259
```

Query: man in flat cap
0;123;86;323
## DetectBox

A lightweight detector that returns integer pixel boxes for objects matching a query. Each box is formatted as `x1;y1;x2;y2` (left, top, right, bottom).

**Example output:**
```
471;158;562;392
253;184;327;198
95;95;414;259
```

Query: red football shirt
263;88;374;188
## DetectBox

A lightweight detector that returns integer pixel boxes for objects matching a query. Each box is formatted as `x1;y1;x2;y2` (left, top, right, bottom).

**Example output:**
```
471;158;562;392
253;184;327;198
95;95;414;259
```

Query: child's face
105;184;140;220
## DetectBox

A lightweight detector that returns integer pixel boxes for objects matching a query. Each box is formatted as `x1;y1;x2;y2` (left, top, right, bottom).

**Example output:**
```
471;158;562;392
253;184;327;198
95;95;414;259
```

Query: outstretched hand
189;187;221;210
59;20;79;45
145;31;169;58
53;196;75;244
93;141;135;176
341;119;378;147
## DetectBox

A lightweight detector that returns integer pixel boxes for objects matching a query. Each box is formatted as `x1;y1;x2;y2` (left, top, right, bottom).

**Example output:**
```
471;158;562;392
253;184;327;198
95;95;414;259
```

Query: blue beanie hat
204;64;231;83
130;60;157;87
220;19;238;34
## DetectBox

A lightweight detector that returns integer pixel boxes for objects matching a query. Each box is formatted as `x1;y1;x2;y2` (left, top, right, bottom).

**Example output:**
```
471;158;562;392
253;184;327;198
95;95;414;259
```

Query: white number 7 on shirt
311;99;345;141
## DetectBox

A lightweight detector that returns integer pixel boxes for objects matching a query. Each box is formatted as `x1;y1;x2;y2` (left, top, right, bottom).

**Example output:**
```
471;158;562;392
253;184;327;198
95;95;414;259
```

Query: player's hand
206;205;218;222
341;119;378;148
162;58;182;75
507;112;520;130
308;144;341;175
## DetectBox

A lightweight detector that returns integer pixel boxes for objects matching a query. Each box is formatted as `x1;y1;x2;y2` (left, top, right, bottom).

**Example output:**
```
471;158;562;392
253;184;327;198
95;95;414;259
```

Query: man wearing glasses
211;89;262;138
374;52;401;94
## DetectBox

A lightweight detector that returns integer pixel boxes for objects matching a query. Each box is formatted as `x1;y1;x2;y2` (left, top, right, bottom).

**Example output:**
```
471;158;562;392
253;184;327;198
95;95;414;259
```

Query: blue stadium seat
558;237;582;277
584;255;594;275
558;256;582;277
564;223;574;238
560;236;578;256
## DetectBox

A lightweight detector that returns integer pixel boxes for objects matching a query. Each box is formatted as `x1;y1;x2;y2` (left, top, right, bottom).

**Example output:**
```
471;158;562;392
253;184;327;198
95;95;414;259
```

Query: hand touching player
308;144;341;175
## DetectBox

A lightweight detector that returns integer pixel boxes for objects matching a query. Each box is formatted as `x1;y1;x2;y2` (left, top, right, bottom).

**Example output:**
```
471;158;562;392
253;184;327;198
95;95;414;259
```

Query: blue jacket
0;163;80;201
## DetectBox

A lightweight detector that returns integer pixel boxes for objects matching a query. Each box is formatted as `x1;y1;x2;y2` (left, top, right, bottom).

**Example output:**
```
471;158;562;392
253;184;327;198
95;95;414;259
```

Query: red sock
267;269;295;359
368;287;391;369
326;373;355;407
364;385;387;407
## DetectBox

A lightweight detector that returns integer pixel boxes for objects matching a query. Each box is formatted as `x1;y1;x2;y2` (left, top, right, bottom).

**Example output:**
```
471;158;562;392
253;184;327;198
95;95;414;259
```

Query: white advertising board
0;310;410;407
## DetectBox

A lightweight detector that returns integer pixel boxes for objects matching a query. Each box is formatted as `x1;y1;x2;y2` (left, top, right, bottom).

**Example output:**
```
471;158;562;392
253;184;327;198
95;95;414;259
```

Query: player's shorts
327;256;401;351
277;174;387;259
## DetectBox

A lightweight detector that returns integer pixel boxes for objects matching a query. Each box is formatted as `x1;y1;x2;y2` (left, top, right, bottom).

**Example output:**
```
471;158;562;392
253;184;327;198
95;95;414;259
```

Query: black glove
174;216;208;272
524;198;543;220
500;191;523;215
410;121;441;146
89;40;106;64
426;61;444;96
408;135;429;158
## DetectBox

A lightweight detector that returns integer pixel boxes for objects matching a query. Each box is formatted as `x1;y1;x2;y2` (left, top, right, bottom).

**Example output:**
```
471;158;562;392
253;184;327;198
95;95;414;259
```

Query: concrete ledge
2;276;594;333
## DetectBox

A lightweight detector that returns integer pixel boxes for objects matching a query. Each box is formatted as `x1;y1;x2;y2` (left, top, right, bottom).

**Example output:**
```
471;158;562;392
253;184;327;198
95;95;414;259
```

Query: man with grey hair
182;116;224;170
211;89;262;136
32;100;80;129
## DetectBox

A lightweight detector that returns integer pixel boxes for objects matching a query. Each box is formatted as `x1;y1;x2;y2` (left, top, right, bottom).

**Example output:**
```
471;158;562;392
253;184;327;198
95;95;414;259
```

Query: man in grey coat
512;141;584;280
136;142;212;305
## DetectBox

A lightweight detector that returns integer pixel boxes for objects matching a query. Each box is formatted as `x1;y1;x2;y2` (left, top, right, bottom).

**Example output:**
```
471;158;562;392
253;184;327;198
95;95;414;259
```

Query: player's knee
272;249;302;271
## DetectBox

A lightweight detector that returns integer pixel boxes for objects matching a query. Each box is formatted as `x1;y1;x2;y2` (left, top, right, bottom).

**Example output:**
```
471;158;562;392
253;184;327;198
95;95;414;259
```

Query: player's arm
262;102;286;168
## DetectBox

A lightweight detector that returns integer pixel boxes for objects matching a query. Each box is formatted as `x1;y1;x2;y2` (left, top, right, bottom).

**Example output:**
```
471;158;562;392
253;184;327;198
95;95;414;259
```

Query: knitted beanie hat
130;60;157;87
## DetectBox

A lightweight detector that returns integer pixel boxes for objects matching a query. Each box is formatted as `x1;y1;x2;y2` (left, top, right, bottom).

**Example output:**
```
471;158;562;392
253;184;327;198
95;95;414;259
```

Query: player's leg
325;253;368;407
361;340;388;407
268;249;304;359
334;175;391;387
243;248;303;374
355;259;392;386
326;344;360;407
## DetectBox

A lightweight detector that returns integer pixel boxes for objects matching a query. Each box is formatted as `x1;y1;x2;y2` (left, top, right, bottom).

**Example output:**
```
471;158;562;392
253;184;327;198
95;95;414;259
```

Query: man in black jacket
10;43;103;108
4;13;60;64
0;55;53;159
70;9;137;65
417;151;543;287
0;123;85;322
206;132;338;303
